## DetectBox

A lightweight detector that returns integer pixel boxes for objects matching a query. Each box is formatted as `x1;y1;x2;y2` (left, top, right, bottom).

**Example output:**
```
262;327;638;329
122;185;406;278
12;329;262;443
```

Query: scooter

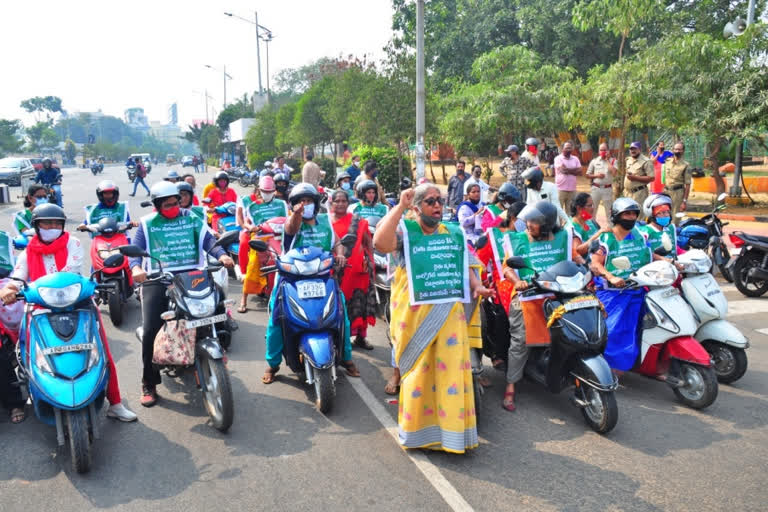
504;257;619;434
120;231;238;432
677;192;733;282
126;165;137;183
238;170;259;188
252;234;356;413
252;216;286;297
728;230;768;298
212;201;241;277
90;162;104;175
85;217;134;327
13;268;119;473
610;255;718;409
678;249;749;383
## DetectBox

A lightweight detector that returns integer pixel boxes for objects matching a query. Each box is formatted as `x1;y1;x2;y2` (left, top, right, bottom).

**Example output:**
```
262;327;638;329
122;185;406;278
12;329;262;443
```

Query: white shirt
525;181;569;225
464;177;491;203
11;237;84;282
521;151;540;166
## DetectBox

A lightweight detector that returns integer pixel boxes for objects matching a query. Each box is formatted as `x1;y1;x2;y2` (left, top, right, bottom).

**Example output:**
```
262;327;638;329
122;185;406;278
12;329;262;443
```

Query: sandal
340;360;360;378
384;378;400;395
478;376;492;388
353;336;374;350
237;303;248;314
10;407;25;424
261;366;279;384
502;391;516;412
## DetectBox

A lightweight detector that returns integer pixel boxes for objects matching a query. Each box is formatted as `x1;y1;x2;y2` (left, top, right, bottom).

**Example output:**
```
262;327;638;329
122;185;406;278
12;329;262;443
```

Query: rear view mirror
589;239;601;254
611;256;631;270
118;245;148;258
140;201;152;208
202;197;212;204
103;254;124;268
505;256;527;269
675;212;686;218
654;246;670;256
249;240;268;252
214;230;238;249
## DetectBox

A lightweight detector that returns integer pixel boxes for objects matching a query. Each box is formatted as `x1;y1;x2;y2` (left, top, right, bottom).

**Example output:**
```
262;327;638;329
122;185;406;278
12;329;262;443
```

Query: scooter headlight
537;280;561;292
87;339;101;370
185;295;216;318
98;249;122;260
642;266;678;286
555;272;590;294
38;283;82;308
646;298;679;333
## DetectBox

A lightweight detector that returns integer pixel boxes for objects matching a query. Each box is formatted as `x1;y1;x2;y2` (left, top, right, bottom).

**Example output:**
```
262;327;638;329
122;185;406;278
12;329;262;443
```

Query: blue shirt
35;168;60;185
346;164;361;183
651;150;673;164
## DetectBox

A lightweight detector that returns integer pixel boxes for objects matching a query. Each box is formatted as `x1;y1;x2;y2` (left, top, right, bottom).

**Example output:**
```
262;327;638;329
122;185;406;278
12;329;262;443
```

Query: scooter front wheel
314;367;335;414
703;342;748;384
673;363;718;409
108;288;123;326
200;355;234;432
67;409;92;473
578;384;618;434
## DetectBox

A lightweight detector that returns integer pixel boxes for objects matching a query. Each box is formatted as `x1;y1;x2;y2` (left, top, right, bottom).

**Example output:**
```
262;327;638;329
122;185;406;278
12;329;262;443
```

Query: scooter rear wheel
200;355;234;432
703;342;748;384
733;251;768;297
67;409;92;473
673;363;718;409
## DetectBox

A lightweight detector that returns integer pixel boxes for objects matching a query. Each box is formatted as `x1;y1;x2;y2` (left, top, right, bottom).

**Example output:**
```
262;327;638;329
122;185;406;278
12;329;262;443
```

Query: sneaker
140;385;158;407
107;402;138;422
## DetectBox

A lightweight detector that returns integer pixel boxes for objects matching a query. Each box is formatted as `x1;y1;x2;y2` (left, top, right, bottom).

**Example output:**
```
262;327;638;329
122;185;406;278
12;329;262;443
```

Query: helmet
259;176;276;192
96;180;119;203
165;169;180;181
274;172;288;185
263;160;273;168
176;181;195;199
259;169;274;178
497;182;521;204
356;179;378;201
31;204;66;232
288;183;320;212
336;172;351;185
400;177;413;190
42;157;52;166
678;224;709;250
534;201;559;234
610;197;641;225
504;144;519;154
522;167;543;188
150;181;181;209
213;171;229;185
642;193;672;219
525;137;540;147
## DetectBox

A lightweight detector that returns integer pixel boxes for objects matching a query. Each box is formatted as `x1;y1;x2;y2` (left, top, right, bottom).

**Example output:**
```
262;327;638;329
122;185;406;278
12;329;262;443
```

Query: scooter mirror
589;239;601;254
654;246;670;256
505;256;527;269
249;239;269;252
103;254;125;268
717;192;728;202
661;232;673;252
140;201;152;208
214;230;239;249
675;212;686;218
611;256;632;270
118;244;148;258
202;197;212;204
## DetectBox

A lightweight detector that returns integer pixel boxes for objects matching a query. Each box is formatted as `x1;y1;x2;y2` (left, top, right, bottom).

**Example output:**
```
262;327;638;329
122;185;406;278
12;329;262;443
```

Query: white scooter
611;252;719;409
678;249;749;383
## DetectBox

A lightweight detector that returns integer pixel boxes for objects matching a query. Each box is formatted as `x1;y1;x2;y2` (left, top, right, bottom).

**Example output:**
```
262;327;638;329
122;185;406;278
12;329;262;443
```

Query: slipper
237;304;248;314
340;361;360;378
10;408;25;424
502;391;516;412
353;337;374;350
261;366;279;384
384;380;400;395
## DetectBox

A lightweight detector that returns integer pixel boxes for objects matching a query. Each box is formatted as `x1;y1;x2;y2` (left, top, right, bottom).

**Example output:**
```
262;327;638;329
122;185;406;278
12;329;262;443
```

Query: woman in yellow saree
374;184;494;453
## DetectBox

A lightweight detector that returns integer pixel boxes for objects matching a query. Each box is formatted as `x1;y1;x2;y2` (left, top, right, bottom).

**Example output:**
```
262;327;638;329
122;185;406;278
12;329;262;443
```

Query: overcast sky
0;0;394;128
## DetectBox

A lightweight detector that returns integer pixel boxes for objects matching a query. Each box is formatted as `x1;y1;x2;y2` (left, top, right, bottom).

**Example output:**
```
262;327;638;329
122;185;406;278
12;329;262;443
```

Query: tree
291;81;333;150
64;139;76;163
274;55;370;96
0;119;23;157
20;96;63;123
275;102;298;152
244;106;278;156
215;94;255;133
25;121;60;152
573;0;656;60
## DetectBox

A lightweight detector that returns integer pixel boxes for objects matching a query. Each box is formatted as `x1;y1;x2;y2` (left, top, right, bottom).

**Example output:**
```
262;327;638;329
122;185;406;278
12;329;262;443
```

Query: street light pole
205;64;233;108
254;11;263;97
415;0;426;180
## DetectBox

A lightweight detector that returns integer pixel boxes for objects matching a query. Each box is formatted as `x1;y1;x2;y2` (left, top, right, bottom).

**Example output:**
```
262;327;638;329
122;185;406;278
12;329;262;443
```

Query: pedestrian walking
129;156;150;197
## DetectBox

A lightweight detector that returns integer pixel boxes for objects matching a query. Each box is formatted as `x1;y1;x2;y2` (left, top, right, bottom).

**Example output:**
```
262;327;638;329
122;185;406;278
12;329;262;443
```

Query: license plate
564;298;600;312
41;343;95;355
662;288;679;298
184;313;228;329
297;281;325;299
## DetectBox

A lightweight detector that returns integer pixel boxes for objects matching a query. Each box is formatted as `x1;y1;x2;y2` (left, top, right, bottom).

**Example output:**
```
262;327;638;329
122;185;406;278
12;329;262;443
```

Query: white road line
755;328;768;335
727;300;768;317
346;376;474;512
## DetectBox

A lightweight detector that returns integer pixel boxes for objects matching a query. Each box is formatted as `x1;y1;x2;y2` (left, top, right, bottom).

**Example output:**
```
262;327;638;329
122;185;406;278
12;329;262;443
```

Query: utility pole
255;11;263;97
415;0;426;180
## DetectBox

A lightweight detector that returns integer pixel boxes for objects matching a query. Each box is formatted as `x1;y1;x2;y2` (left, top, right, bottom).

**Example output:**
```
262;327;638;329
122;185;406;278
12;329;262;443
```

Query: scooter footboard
299;332;335;369
663;336;711;366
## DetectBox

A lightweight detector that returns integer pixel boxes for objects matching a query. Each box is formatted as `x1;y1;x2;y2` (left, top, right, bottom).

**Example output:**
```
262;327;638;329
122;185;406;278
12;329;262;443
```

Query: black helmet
150;181;181;210
534;201;559;235
288;183;320;213
611;197;641;225
497;182;521;204
176;182;195;205
400;177;413;190
522;167;543;189
213;171;229;184
96;180;119;204
42;157;52;167
525;137;540;147
356;179;378;201
274;172;288;185
31;203;66;227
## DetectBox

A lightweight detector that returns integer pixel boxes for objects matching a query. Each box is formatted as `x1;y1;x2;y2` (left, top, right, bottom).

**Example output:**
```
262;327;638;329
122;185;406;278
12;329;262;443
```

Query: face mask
353;161;360;167
217;180;228;188
276;185;287;193
673;152;683;158
371;171;379;179
34;197;48;207
599;150;608;158
341;182;351;190
656;216;671;227
580;210;593;221
39;228;62;243
528;146;538;156
502;201;513;209
564;150;572;157
617;218;636;231
161;206;180;219
302;203;315;219
261;192;275;202
419;211;441;228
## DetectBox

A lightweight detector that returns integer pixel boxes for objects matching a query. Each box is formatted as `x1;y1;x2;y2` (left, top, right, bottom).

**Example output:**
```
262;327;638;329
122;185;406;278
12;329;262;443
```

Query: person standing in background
301;150;324;188
662;142;692;223
585;142;617;222
553;141;581;214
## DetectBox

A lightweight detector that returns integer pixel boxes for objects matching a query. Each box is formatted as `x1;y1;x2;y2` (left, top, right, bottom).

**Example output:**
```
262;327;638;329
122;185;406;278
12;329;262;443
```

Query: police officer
662;142;691;223
623;141;654;204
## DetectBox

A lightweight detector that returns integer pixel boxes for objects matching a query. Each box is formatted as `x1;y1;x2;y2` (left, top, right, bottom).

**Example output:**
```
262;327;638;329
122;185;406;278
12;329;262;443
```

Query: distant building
124;108;150;130
149;121;182;144
168;103;178;126
68;110;104;120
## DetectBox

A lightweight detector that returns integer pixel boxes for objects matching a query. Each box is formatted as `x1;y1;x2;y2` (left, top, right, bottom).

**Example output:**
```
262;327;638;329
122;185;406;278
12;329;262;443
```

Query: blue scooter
251;237;355;413
13;266;119;473
209;200;240;277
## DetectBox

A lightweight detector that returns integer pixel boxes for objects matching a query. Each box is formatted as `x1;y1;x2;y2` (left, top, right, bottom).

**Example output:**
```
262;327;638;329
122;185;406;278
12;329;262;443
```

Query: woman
206;171;239;232
12;185;49;237
481;183;520;231
570;192;607;256
639;193;677;253
330;190;376;349
457;182;485;245
374;184;494;453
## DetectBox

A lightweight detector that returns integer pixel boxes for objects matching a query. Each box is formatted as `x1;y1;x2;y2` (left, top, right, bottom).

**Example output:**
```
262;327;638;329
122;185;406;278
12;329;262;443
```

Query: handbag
152;320;196;366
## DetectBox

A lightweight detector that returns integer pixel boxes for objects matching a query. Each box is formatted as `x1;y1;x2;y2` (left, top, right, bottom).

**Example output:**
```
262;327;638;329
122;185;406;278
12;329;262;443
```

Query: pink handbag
152;320;197;366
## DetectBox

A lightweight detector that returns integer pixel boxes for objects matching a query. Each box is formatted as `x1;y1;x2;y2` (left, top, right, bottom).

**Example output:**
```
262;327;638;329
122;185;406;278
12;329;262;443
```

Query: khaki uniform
587;157;616;221
663;158;691;222
624;154;654;204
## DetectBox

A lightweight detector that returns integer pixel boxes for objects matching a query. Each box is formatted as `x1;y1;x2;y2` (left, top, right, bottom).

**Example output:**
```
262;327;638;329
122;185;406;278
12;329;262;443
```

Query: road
1;163;767;511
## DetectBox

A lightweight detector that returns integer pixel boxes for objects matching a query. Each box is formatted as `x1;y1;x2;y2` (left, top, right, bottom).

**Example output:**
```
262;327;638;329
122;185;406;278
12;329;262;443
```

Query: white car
129;153;152;173
0;157;35;186
181;156;195;167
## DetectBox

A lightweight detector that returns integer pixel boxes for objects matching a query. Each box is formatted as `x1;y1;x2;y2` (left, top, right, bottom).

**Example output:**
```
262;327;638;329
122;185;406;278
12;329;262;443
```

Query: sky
0;0;394;129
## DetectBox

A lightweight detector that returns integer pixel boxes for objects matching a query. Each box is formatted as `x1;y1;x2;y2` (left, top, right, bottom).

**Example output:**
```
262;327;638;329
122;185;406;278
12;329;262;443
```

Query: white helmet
264;160;273;168
642;193;672;219
150;181;181;209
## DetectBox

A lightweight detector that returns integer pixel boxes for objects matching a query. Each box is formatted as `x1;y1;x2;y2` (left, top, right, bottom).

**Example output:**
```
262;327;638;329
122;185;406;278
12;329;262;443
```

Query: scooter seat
741;233;768;245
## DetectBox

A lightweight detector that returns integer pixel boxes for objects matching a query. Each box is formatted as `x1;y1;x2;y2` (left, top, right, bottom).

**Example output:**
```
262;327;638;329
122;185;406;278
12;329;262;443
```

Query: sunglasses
422;197;444;206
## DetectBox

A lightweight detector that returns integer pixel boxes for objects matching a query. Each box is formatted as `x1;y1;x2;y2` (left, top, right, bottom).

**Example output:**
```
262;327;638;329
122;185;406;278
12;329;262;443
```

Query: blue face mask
656;216;671;227
34;197;48;207
341;182;350;190
302;203;315;219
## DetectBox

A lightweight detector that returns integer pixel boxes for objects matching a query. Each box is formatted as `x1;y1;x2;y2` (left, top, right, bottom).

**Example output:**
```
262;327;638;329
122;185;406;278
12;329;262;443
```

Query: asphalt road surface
0;163;766;511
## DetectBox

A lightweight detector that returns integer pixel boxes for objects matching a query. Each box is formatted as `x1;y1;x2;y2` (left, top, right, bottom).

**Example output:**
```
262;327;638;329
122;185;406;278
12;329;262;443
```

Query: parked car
129;153;152;173
29;157;61;172
0;157;35;186
166;153;176;164
181;155;195;167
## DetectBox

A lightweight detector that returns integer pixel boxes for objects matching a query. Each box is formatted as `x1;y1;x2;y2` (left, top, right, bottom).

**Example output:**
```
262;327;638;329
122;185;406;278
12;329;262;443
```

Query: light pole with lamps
205;64;233;108
223;11;273;103
259;30;274;99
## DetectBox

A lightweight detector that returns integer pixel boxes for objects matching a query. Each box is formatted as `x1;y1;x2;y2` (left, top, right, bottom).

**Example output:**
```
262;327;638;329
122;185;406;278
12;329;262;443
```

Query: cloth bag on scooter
152;320;196;366
596;287;645;371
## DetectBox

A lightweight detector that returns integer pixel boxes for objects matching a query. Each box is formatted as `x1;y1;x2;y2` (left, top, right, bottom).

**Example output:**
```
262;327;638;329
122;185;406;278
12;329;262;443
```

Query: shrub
353;145;411;193
248;151;275;170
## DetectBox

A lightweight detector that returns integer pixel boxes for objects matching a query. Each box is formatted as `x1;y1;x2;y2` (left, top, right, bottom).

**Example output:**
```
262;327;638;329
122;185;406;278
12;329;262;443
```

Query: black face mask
617;218;636;231
673;152;683;158
276;185;288;193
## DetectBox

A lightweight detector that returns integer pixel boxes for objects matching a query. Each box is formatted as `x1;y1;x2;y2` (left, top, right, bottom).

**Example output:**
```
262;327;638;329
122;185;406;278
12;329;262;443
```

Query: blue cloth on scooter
596;286;646;371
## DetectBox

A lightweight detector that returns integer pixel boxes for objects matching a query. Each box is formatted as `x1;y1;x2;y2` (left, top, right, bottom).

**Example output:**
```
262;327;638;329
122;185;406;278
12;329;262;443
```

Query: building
167;103;178;126
124;108;150;130
149;121;183;145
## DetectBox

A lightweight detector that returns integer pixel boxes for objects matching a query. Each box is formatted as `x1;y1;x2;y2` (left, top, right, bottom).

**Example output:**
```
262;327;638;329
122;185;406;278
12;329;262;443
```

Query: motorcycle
252;234;356;413
609;254;718;409
504;257;619;434
126;165;137;183
678;249;749;383
728;230;768;298
85;217;134;327
676;192;732;282
238;170;259;188
90;162;104;175
119;230;238;432
13;268;119;472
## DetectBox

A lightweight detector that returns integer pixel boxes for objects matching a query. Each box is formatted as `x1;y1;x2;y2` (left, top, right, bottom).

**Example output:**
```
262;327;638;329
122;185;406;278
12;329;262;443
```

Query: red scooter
85;217;134;326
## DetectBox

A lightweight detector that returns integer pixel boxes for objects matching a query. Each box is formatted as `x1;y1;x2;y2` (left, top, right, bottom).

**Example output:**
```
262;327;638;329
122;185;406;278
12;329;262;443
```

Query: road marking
346;376;474;512
727;300;768;317
755;328;768;335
